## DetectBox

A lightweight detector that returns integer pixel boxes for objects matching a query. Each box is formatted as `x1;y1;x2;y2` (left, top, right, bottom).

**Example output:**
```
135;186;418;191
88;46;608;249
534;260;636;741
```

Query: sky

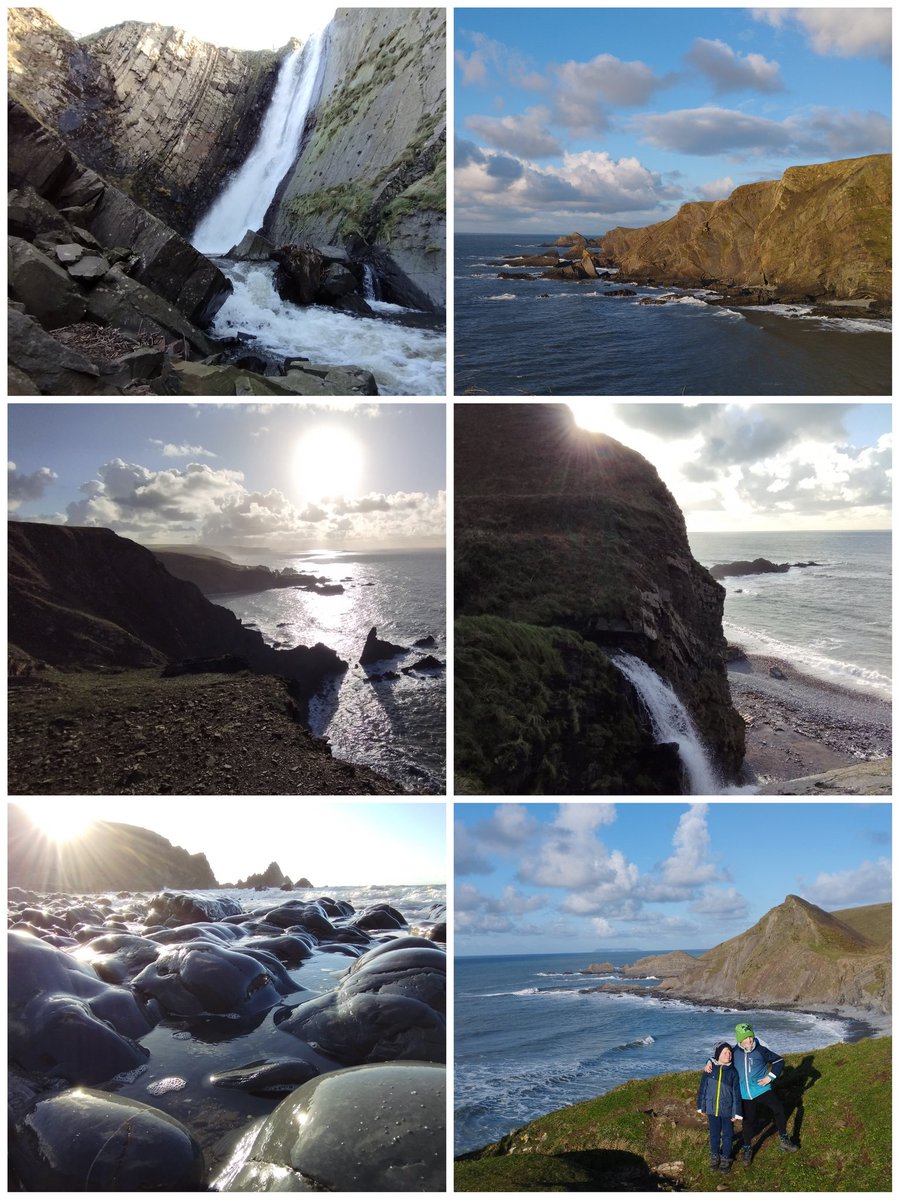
455;6;892;232
14;799;447;886
24;1;337;50
568;401;892;532
456;801;892;955
8;402;446;551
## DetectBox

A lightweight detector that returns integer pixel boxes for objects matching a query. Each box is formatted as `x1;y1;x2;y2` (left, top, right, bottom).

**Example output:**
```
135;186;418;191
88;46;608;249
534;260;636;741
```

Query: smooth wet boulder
213;1061;445;1191
9;931;155;1083
132;941;295;1017
354;903;408;931
11;1087;205;1190
146;890;243;926
273;243;325;306
210;1055;320;1097
74;932;162;983
274;937;445;1064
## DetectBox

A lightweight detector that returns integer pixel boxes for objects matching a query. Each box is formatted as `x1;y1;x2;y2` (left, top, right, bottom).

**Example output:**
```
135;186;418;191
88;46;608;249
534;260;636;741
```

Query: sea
215;547;446;793
454;234;891;396
455;951;858;1155
688;530;892;701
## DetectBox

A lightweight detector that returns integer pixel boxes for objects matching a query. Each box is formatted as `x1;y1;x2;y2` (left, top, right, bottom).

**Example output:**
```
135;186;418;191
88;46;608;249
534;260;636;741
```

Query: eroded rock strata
455;404;744;794
600;155;891;307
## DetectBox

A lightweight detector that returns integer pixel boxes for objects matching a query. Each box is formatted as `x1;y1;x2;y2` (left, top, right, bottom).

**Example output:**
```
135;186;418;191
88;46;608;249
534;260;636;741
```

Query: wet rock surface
8;886;446;1190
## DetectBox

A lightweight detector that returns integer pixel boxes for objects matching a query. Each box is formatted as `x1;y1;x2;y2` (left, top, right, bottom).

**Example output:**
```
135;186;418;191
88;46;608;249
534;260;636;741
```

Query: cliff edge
601;155;891;306
455;404;744;794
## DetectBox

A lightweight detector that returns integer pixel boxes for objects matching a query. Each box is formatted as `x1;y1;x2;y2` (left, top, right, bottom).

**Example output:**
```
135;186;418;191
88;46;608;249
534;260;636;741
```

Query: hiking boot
779;1135;799;1153
709;1154;720;1170
742;1145;753;1166
719;1157;732;1172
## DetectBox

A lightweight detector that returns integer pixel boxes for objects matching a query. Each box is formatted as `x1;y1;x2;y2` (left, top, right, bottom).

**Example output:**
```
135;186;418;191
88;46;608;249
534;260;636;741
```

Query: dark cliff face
8;521;345;697
455;404;744;794
8;803;218;891
8;7;280;234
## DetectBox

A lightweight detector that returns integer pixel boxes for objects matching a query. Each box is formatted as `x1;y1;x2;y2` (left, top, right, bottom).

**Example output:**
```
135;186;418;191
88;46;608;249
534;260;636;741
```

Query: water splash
611;652;721;794
192;24;330;255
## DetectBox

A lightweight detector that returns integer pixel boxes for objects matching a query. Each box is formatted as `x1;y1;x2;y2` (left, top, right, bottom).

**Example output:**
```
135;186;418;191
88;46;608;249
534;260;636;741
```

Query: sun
14;801;97;843
294;426;365;503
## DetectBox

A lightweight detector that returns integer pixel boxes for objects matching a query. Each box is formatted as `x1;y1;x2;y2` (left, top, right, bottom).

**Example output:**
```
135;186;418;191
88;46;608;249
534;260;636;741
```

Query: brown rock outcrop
600;155;891;304
650;895;891;1016
7;7;280;235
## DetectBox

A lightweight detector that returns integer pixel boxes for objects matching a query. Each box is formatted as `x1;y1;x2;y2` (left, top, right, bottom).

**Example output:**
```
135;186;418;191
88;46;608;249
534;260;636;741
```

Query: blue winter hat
713;1041;732;1061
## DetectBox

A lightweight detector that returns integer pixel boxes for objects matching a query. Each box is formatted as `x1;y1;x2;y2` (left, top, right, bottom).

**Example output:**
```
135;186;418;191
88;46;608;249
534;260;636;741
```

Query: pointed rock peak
360;626;408;666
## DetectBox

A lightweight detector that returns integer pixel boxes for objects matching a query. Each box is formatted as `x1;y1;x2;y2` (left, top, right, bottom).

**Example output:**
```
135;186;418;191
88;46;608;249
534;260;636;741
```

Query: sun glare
16;801;97;843
294;426;365;503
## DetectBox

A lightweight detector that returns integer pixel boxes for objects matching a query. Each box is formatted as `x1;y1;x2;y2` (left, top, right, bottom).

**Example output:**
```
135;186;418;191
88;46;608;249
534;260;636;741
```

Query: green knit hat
735;1022;755;1042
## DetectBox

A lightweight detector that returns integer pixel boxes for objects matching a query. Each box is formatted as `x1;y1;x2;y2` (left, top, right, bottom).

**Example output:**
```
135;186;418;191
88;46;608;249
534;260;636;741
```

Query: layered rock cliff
8;803;218;891
626;895;891;1016
601;155;891;305
8;7;280;235
8;521;344;698
269;7;446;310
455;404;744;794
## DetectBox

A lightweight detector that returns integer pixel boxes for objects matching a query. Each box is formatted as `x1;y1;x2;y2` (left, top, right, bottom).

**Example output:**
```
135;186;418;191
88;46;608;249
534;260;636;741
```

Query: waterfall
362;263;378;301
611;652;721;795
192;24;329;255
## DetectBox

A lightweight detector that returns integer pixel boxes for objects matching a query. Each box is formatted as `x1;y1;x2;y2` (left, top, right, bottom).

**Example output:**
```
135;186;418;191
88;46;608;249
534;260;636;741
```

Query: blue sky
8;403;446;550
455;7;891;231
456;802;892;954
568;402;892;532
16;799;447;886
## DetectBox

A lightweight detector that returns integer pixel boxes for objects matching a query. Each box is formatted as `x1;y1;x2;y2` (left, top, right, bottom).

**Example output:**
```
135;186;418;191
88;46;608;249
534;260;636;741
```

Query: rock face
455;404;744;794
270;7;446;312
600;155;891;304
7;7;280;235
8;521;345;699
151;549;343;597
7;804;217;891
640;895;891;1016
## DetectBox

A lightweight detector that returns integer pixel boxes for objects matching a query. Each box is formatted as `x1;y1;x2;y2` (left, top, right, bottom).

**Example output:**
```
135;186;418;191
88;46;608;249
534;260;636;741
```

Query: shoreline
727;652;891;787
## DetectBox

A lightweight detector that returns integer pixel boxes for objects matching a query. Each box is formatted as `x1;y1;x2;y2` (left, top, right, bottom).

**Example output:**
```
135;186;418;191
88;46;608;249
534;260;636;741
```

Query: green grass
833;903;891;947
455;614;675;795
456;1037;891;1191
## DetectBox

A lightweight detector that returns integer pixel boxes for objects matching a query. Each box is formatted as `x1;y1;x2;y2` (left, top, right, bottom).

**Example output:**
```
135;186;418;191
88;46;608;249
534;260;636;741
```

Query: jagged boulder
273;244;326;306
360;627;408;665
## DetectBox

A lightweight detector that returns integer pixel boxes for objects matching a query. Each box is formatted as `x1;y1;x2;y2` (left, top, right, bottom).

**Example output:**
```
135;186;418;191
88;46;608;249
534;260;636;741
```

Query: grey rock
8;236;87;329
227;230;275;260
66;254;110;281
54;242;86;263
7;305;103;394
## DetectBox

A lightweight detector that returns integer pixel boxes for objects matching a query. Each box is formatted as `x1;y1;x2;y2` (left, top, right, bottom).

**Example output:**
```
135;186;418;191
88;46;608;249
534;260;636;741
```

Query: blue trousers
708;1114;734;1158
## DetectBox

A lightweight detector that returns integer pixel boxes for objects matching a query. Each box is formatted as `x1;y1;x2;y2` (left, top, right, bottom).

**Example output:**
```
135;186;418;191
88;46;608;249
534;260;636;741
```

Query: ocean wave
485;293;517;301
713;308;745;321
723;620;892;699
614;1035;656;1050
743;304;891;334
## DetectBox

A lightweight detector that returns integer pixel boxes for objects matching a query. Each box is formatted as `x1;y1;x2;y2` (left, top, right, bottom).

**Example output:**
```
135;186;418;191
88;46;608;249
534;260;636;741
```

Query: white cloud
455;48;488;87
632;105;890;158
149;440;217;458
8;462;57;510
685;38;783;94
753;8;892;61
800;857;892;907
697;175;736;200
465;107;562;158
658;803;724;889
455;824;495;876
689;886;749;920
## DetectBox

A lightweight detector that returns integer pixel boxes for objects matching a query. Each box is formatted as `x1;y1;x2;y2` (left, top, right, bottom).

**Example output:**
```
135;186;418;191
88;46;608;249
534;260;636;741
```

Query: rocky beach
8;809;446;1191
728;653;891;793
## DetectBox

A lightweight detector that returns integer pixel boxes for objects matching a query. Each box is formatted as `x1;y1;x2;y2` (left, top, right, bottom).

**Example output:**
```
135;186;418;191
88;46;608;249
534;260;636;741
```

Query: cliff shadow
752;1055;821;1149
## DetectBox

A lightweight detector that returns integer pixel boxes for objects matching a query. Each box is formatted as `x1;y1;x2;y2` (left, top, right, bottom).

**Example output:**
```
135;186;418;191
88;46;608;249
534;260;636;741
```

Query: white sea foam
486;293;517;301
209;261;444;395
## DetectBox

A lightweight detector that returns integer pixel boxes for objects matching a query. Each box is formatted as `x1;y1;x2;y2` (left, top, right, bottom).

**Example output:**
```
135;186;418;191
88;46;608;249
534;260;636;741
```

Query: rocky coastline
8;876;446;1190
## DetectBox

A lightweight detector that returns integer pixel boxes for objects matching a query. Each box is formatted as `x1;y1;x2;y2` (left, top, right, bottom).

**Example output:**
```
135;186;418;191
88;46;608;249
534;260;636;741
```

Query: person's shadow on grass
755;1054;821;1151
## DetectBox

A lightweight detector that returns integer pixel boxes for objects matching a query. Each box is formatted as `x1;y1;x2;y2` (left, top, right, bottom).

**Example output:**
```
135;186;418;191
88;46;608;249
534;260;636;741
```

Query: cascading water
191;25;329;255
611;652;721;794
362;264;378;301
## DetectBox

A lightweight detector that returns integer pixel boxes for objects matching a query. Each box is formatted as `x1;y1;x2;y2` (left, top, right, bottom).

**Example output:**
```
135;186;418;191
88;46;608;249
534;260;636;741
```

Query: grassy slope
456;1037;890;1192
832;903;891;948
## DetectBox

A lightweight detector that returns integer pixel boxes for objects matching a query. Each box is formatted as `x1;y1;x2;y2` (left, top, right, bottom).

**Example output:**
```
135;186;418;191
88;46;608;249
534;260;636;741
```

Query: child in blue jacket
697;1040;742;1172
